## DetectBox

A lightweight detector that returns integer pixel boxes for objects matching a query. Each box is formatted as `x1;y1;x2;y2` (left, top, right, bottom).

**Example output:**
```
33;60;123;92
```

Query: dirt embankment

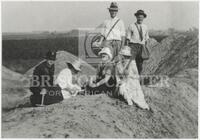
2;31;198;138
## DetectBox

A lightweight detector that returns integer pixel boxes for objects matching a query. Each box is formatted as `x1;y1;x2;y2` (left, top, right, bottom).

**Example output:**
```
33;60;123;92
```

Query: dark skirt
85;77;117;96
30;85;64;106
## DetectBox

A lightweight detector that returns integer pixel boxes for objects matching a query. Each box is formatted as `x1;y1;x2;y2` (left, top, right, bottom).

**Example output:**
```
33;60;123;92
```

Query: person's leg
136;45;144;75
110;40;122;61
136;57;143;75
130;44;140;74
44;86;64;105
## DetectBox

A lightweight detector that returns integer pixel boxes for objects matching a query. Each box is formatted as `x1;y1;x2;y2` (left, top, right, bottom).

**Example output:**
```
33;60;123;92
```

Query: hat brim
119;52;132;57
99;51;112;60
66;63;81;72
45;57;56;61
135;13;147;18
108;8;118;11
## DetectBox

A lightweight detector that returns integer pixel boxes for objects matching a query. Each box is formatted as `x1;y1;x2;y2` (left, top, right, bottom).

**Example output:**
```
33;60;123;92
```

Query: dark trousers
85;77;116;96
129;43;144;74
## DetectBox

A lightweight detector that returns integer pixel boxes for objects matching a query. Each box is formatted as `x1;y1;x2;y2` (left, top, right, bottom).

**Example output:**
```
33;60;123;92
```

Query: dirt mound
2;72;197;138
25;51;96;77
2;66;25;81
143;31;198;76
2;31;198;138
2;66;31;110
2;51;96;111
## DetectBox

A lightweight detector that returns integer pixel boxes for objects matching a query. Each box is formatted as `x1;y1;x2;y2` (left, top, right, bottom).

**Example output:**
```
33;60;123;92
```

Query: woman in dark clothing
29;51;63;106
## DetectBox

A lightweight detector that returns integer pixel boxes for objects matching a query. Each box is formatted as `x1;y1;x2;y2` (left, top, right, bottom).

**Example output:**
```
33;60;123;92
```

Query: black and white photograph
1;0;199;138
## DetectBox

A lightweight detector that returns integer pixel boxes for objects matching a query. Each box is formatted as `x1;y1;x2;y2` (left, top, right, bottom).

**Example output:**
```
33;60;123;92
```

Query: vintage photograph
1;0;198;138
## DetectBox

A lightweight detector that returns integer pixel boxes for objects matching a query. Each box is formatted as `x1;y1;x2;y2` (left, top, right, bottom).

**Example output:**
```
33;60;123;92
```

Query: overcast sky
2;1;199;32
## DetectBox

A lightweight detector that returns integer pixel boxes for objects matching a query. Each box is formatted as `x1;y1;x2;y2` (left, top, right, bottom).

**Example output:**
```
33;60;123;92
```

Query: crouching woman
86;47;116;95
55;60;83;99
116;46;150;110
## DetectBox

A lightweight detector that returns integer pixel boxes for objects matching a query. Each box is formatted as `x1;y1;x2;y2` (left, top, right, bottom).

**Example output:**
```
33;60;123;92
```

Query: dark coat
30;61;55;95
29;61;63;106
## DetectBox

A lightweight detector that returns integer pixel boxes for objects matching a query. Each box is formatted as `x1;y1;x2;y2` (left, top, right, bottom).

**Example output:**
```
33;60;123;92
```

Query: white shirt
55;68;81;98
101;17;126;41
127;22;149;45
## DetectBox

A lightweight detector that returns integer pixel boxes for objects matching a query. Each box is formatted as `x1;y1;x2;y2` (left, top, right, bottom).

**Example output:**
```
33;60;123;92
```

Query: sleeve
105;65;112;75
126;24;132;41
30;66;42;93
145;26;149;40
100;20;106;37
56;69;74;90
120;20;126;37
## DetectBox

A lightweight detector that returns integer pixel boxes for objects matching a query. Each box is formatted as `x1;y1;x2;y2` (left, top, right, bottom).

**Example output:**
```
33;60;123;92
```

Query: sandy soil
2;75;198;138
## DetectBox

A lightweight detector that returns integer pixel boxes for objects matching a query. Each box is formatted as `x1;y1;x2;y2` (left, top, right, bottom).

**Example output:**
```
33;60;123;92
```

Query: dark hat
135;10;147;18
108;2;119;11
45;51;56;60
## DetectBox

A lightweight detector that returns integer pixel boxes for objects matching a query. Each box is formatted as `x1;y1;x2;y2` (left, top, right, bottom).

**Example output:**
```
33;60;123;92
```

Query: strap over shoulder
105;19;121;39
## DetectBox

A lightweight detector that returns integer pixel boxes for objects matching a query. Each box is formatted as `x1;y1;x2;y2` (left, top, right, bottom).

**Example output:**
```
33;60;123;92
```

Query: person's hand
40;88;47;95
70;87;79;96
90;83;97;88
93;41;101;48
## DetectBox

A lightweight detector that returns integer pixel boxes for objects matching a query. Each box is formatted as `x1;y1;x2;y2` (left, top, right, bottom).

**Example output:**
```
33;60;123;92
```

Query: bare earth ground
2;31;198;138
2;70;198;138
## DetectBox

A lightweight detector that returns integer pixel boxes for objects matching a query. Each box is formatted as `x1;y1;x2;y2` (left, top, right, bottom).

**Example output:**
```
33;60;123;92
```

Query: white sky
2;1;199;32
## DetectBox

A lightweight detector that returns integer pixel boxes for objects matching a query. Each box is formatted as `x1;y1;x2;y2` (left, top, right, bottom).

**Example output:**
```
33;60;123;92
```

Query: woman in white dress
116;46;149;110
55;60;82;99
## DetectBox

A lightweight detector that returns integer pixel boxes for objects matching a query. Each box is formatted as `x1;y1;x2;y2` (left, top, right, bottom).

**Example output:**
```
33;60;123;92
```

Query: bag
134;23;150;60
92;19;121;48
141;43;150;60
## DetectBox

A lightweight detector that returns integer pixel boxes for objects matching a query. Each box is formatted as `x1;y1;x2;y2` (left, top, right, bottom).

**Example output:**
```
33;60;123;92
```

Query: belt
129;43;144;46
107;40;121;42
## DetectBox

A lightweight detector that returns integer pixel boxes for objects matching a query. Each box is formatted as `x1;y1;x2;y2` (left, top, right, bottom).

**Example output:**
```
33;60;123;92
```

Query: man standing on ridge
126;10;149;74
95;2;126;62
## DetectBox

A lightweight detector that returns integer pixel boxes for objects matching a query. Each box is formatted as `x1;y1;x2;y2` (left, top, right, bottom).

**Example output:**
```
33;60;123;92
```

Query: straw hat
108;2;119;11
66;60;82;71
119;46;132;56
134;10;147;18
98;47;113;60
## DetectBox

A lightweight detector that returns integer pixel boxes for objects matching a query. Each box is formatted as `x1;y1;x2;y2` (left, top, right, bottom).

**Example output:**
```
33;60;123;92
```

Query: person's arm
126;25;132;45
100;20;106;42
120;21;126;49
95;68;112;87
121;36;125;49
126;38;130;46
56;69;75;91
145;26;149;45
95;74;111;87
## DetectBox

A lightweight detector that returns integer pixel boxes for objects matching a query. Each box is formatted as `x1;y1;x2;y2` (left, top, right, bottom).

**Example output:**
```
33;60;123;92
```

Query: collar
135;22;143;26
110;16;118;21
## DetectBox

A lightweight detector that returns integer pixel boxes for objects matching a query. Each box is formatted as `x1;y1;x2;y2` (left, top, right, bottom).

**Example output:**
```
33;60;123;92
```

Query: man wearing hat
55;60;82;99
97;2;126;61
126;10;149;74
30;51;64;106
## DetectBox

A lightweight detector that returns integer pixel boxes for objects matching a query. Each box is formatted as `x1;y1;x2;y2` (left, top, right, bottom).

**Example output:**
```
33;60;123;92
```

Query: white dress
116;60;149;109
55;68;81;99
